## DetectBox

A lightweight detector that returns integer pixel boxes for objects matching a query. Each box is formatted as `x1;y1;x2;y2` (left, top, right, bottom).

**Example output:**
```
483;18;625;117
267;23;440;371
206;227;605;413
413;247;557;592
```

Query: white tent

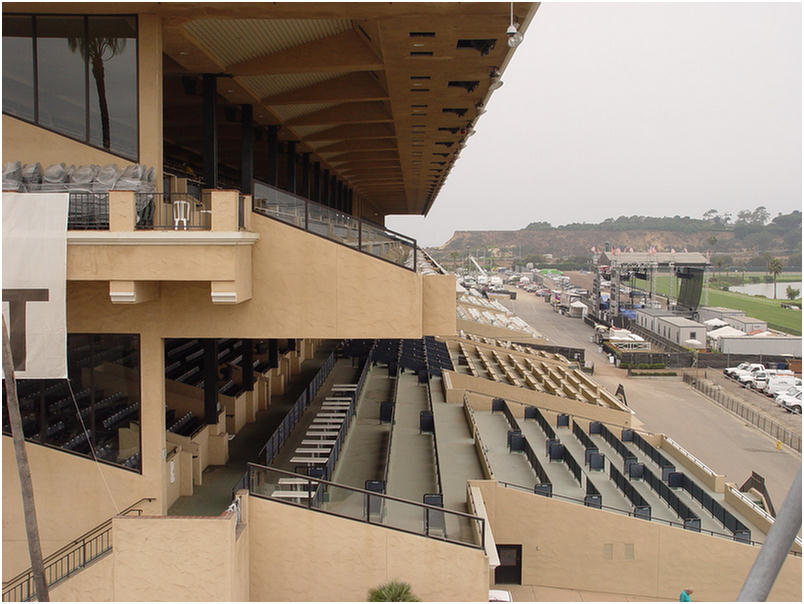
704;317;728;329
707;325;746;340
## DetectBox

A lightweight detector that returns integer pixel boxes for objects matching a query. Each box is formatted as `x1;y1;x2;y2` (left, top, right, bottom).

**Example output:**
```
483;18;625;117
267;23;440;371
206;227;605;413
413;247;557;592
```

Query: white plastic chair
173;199;190;229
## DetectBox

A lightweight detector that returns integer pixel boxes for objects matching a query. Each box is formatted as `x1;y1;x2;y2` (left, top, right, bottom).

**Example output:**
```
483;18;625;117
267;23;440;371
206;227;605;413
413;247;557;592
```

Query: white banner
2;193;68;379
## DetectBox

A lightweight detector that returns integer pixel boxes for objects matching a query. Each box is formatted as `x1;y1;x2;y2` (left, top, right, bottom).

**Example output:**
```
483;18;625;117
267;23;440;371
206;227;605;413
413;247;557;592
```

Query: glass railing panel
307;203;360;250
360;221;416;268
253;181;305;229
252;180;417;271
248;465;483;548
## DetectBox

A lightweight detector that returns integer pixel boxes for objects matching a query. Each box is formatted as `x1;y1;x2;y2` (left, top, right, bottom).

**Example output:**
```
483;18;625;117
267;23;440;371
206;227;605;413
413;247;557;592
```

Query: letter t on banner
2;193;69;379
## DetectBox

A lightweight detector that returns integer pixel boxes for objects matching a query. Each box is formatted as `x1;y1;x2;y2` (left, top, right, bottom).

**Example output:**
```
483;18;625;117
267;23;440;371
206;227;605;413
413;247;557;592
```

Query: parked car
775;385;802;405
736;365;768;387
779;390;802;414
724;362;751;377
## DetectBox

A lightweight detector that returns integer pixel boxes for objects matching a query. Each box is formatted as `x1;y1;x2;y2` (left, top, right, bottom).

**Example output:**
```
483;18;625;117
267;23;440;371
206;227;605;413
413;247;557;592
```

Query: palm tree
2;318;49;601
767;257;783;299
367;581;420;602
449;251;459;271
68;34;127;150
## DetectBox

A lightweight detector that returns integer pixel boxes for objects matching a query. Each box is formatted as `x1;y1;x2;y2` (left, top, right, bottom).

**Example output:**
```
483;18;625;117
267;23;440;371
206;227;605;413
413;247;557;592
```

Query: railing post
305;198;309;230
358;218;362;251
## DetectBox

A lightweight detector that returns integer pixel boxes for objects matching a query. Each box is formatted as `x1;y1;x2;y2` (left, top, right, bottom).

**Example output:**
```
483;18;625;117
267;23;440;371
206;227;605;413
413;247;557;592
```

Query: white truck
733;364;766;385
724;362;751;377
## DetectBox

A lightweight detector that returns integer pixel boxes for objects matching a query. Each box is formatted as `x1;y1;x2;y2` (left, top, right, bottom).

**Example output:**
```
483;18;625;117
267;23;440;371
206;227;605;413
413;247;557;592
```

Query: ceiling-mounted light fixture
507;2;524;48
488;67;503;91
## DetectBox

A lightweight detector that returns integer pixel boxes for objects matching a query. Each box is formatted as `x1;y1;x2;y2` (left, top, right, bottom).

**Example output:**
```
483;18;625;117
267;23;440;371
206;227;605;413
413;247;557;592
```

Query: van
762;375;801;397
750;369;792;390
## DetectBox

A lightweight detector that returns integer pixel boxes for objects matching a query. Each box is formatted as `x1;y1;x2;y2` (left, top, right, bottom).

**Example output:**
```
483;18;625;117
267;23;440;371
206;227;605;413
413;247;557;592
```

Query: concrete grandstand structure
2;2;801;602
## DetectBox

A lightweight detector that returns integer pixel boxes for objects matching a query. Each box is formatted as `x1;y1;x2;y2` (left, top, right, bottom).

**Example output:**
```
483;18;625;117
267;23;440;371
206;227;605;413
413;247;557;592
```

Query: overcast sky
386;2;802;247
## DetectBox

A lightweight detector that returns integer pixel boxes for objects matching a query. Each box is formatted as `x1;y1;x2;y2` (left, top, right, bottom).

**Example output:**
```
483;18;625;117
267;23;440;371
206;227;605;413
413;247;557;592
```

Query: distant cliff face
434;228;736;258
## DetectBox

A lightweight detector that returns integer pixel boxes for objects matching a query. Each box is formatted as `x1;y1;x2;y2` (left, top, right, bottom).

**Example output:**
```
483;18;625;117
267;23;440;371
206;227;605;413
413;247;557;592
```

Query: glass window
2;14;138;160
2;333;141;472
2;15;35;121
87;16;137;157
36;16;87;141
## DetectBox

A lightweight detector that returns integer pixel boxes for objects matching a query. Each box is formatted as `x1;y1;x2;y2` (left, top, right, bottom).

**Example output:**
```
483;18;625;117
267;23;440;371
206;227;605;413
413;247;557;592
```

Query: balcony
60;187;456;338
66;189;258;304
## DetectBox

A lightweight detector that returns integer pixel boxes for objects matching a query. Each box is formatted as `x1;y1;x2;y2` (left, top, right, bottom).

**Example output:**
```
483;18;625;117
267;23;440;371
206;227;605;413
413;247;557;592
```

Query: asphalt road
502;292;801;509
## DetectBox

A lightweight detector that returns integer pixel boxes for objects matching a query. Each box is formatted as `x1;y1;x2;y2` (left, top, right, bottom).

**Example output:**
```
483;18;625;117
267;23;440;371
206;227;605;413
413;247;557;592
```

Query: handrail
248;464;484;550
2;497;156;601
252;179;417;272
496;480;800;556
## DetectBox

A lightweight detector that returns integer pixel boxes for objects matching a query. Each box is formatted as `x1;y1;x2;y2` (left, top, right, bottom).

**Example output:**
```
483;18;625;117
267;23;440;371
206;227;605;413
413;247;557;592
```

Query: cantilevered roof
21;2;539;217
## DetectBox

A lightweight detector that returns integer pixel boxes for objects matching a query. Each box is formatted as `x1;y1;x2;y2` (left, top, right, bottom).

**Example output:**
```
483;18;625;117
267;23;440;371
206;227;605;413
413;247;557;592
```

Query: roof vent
442;108;468;117
456;39;496;56
448;80;480;93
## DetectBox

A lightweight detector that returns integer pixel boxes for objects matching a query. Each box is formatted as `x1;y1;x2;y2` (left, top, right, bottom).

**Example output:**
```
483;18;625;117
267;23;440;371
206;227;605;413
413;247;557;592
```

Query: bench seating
301;439;338;446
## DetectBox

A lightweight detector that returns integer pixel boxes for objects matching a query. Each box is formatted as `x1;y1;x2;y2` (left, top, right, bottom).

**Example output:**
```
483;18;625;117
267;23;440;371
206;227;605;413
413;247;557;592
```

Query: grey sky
386;2;802;248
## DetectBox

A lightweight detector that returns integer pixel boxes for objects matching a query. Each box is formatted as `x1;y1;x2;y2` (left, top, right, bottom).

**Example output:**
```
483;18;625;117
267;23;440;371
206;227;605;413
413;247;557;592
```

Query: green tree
786;286;800;301
449;251;459;270
767;257;783;299
368;581;420;602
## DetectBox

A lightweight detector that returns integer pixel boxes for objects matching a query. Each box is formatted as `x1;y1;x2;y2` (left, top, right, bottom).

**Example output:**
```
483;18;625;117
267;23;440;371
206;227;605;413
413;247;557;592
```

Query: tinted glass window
2;14;138;160
36;16;87;141
2;15;35;121
2;333;142;472
88;16;137;157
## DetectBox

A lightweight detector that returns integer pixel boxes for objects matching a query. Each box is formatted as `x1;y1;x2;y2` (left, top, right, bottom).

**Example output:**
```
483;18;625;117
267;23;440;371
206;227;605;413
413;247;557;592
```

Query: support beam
301;153;310;199
240;104;254;195
202;74;218;188
266;125;279;187
286;141;297;194
242;339;254;392
203;339;219;425
261;72;389;105
313;162;321;203
322;169;330;207
268;339;278;369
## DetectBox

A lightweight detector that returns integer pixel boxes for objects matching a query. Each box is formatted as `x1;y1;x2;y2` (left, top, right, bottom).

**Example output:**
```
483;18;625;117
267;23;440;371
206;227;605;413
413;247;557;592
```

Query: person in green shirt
680;588;694;601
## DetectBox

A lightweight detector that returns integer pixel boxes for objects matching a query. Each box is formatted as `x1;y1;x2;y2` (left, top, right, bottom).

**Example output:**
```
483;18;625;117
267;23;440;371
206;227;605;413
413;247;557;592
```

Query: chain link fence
683;374;801;452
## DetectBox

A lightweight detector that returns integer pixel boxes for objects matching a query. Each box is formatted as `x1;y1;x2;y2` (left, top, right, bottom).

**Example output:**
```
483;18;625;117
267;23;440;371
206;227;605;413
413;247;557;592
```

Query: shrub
368;581;420;602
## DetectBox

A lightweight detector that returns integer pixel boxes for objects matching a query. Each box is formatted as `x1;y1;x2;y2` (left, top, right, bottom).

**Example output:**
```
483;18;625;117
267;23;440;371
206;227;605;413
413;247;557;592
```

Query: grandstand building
2;3;800;602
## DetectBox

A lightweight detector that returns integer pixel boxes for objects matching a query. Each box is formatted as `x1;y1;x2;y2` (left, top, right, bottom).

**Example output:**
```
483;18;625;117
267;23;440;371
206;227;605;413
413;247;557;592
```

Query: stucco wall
475;480;801;601
113;514;238;601
1;437;158;580
66;212;451;338
422;274;457;336
47;552;114;602
248;495;489;602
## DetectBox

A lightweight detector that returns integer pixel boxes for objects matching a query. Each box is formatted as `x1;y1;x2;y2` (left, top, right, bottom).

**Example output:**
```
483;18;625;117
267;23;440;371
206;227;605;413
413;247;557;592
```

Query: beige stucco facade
248;494;489;602
474;480;801;602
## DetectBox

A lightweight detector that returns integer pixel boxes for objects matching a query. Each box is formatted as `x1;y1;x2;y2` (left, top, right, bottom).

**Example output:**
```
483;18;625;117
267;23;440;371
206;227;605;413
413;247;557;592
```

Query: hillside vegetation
432;209;801;270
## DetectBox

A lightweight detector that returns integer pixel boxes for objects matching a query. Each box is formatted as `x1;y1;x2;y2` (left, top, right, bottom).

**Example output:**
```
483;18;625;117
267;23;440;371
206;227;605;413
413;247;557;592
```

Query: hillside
430;210;802;269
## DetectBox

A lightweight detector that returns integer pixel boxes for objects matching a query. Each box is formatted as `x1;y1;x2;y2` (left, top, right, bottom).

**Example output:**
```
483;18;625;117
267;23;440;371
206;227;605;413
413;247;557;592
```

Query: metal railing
247;464;484;550
252;180;417;271
259;351;336;467
683;374;801;452
135;192;212;230
2;497;156;602
67;192;109;230
495;480;800;555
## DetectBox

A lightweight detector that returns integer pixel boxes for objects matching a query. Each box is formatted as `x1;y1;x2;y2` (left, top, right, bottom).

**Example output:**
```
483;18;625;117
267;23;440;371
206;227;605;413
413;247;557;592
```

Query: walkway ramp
386;371;437;503
472;410;535;487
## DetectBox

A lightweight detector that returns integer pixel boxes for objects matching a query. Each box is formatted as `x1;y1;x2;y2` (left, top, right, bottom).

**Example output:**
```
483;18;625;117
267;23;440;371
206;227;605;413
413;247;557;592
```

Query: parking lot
502;291;801;509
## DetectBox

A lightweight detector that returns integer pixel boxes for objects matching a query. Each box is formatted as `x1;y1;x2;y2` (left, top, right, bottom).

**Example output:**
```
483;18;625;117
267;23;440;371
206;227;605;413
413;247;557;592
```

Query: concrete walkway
473;410;536;487
168;342;337;516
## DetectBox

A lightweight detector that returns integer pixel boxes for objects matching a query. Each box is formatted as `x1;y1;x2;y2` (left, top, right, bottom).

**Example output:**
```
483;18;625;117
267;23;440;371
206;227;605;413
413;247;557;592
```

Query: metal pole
737;467;802;601
2;317;50;601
